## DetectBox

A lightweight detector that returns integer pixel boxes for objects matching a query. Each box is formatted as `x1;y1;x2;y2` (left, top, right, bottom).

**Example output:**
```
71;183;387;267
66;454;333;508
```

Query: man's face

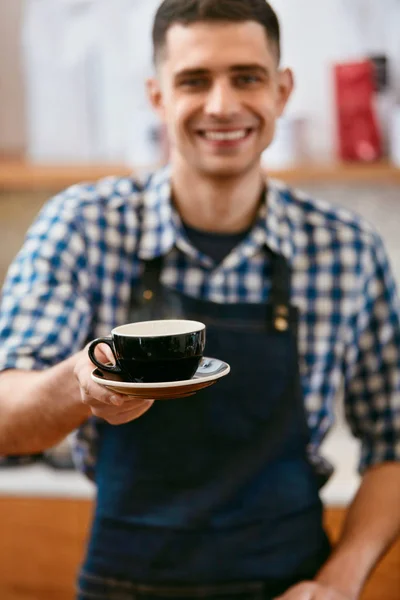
148;21;293;177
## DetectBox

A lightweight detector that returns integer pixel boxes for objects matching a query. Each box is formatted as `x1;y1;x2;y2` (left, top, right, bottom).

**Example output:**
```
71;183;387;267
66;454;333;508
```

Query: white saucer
91;357;230;399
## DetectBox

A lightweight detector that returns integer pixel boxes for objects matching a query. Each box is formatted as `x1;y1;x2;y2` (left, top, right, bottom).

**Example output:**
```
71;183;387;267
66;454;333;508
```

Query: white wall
0;0;25;154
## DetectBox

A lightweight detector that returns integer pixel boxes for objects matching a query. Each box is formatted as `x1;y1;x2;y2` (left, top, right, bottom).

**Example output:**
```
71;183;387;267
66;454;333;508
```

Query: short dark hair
152;0;281;65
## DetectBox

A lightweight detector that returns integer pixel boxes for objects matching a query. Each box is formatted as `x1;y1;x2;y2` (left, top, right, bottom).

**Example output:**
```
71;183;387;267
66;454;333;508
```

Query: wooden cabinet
1;159;400;193
0;498;89;600
0;497;398;600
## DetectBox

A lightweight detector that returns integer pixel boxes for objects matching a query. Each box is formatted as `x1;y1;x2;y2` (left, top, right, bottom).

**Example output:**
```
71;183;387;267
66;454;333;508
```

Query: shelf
271;160;400;185
0;160;137;193
0;159;399;192
0;461;360;506
0;427;361;506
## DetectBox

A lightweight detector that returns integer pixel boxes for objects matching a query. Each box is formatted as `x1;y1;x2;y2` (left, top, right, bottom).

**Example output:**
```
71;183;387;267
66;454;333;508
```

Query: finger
91;400;154;424
79;382;125;406
94;343;115;364
74;361;125;406
90;398;155;415
74;360;113;399
81;341;116;375
80;386;152;408
274;583;314;600
106;402;154;424
274;594;312;600
76;359;156;407
314;590;342;600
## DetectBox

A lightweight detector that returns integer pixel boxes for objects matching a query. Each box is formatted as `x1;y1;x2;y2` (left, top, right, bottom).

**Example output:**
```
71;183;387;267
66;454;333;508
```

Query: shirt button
143;289;154;301
274;317;289;332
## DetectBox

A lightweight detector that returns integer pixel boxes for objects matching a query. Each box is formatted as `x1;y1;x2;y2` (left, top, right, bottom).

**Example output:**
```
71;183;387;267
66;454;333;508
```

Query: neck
170;158;265;234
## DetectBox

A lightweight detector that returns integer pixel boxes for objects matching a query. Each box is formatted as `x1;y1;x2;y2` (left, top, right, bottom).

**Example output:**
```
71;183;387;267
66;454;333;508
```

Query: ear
146;77;166;121
276;68;294;117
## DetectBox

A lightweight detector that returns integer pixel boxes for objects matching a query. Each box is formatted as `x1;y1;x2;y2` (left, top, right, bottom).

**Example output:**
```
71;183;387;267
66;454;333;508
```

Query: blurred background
2;0;400;165
0;1;399;599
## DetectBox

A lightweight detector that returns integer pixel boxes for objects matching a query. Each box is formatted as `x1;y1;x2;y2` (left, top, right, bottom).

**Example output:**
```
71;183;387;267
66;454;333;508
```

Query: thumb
97;343;115;364
85;341;115;365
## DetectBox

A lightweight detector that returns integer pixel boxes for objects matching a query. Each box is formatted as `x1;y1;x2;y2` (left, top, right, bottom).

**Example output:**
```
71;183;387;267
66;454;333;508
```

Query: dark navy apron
78;249;331;600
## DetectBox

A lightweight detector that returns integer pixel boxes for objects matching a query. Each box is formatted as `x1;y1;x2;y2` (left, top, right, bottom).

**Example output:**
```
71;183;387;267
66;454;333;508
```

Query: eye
235;74;263;87
178;78;209;90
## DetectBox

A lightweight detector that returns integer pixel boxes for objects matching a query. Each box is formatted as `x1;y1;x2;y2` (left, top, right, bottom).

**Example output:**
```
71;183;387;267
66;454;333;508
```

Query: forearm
0;352;90;454
316;462;400;599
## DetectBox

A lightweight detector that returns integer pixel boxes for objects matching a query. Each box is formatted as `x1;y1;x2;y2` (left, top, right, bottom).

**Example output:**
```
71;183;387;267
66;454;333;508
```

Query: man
0;1;399;599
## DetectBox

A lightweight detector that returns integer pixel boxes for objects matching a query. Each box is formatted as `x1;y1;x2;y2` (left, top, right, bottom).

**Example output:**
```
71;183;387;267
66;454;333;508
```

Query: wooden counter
1;159;400;192
0;497;398;600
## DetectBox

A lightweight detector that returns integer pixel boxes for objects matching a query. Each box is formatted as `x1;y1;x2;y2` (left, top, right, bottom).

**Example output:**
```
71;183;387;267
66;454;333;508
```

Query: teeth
203;130;248;141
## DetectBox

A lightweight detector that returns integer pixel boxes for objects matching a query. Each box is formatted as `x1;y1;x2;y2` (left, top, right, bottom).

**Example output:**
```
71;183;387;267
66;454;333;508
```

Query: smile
197;128;254;142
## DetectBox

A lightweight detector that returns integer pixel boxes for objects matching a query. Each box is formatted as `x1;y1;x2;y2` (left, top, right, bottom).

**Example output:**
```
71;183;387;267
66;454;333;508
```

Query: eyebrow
174;64;271;79
229;64;270;76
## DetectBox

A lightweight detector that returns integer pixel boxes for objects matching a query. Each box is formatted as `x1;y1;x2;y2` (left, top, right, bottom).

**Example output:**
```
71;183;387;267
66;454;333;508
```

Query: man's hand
74;343;154;425
274;582;355;600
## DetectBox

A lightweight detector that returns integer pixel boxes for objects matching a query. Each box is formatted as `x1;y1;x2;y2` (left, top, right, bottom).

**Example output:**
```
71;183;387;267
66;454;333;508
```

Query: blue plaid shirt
0;166;399;480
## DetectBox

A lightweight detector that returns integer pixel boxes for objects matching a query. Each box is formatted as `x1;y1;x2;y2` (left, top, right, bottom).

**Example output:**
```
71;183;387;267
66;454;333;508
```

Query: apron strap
270;254;291;306
141;255;164;299
139;251;294;333
269;253;292;333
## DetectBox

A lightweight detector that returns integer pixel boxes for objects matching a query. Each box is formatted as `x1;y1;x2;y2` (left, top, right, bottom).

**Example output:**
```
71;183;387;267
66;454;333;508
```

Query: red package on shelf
334;60;382;162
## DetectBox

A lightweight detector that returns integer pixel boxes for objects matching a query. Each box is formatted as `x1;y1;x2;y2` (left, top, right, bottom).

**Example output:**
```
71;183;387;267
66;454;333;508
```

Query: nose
204;79;241;119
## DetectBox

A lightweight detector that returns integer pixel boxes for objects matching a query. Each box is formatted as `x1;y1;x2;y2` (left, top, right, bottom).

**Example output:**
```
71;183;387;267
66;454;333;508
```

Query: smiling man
0;1;399;600
148;15;289;180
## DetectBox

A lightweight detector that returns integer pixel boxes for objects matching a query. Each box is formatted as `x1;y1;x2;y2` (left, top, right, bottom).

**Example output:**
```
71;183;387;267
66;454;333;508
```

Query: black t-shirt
183;222;251;265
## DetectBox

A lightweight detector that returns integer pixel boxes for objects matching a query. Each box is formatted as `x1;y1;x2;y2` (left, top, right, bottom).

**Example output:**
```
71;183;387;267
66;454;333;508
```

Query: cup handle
88;337;123;375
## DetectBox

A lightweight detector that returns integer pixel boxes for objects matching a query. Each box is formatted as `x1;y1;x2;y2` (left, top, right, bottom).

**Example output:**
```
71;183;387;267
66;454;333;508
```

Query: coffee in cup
88;319;206;383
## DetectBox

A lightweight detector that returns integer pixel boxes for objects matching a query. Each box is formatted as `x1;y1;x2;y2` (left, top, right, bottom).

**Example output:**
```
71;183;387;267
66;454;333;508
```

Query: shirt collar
137;166;296;263
137;165;175;260
263;179;296;262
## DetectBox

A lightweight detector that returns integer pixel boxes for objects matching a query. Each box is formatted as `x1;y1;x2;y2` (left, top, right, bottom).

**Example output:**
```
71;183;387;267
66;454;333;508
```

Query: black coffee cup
88;319;206;383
